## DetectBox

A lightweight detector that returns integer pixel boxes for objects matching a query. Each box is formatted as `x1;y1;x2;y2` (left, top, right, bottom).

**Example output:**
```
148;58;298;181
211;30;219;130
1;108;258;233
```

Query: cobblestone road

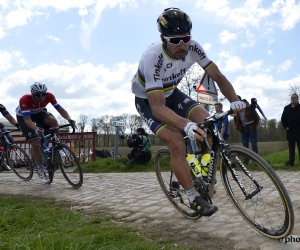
0;171;299;249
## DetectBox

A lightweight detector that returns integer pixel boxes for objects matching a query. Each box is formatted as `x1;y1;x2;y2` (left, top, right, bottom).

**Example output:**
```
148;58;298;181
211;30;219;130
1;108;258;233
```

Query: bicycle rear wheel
220;145;294;239
56;144;83;189
154;148;201;219
7;145;33;181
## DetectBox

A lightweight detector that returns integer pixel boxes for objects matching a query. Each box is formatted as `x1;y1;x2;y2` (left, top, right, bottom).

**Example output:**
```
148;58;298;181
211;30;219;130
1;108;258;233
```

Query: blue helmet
157;8;192;35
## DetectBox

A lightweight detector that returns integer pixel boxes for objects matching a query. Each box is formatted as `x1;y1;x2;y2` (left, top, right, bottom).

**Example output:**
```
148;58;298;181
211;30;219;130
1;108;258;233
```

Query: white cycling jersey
131;40;213;99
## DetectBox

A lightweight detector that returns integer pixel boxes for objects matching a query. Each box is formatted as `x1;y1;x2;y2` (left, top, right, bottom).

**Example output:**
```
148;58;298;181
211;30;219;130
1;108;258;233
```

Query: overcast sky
1;0;300;129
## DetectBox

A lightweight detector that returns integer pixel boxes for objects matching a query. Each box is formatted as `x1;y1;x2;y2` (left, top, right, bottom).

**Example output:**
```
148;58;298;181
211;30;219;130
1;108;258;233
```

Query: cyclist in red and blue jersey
16;82;76;183
131;7;246;217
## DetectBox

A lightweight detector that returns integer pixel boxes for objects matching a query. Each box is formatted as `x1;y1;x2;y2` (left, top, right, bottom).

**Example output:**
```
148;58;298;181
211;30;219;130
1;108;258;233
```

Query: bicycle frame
41;124;75;166
195;108;263;201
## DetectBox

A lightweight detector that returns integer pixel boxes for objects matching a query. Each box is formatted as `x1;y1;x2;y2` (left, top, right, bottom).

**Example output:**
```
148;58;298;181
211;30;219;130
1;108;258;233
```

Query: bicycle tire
32;147;54;184
220;145;294;239
7;144;34;181
154;148;201;219
56;143;83;189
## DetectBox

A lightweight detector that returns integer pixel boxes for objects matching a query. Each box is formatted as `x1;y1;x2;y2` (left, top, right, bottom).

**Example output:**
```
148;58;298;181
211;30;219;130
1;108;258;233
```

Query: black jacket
281;103;300;141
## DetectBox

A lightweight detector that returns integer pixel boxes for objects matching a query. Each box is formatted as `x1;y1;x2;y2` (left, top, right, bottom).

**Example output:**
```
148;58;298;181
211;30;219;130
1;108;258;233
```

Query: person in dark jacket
125;128;152;165
281;93;300;166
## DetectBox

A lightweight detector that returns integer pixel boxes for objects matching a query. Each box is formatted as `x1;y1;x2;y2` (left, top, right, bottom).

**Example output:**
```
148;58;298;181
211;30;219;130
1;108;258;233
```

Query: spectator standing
234;95;260;164
281;93;300;166
214;102;229;142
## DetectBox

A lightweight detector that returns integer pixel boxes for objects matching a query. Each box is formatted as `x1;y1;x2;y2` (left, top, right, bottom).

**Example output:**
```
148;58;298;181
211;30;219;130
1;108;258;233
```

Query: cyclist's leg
157;126;192;189
17;115;41;162
17;115;49;183
43;112;58;127
136;96;192;189
136;93;217;216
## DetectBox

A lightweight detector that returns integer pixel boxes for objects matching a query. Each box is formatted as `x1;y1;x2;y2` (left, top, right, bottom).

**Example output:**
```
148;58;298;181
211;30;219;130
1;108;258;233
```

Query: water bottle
186;153;202;177
44;146;53;157
200;153;211;177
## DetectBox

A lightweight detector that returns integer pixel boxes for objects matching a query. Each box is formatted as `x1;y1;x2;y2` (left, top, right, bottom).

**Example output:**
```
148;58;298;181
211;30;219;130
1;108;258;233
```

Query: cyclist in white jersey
131;7;246;217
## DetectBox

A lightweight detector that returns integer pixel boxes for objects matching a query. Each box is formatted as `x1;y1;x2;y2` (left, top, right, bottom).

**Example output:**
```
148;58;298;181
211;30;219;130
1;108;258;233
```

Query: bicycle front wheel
7;145;33;181
220;145;294;239
155;148;201;219
56;144;83;189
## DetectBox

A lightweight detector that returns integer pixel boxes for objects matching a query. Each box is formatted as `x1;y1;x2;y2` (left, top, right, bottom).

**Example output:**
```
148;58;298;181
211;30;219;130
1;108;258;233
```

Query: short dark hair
291;93;298;99
237;95;242;100
214;102;223;108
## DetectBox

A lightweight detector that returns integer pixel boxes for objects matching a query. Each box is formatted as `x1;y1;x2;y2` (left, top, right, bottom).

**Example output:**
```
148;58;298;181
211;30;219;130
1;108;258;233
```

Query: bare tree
178;63;204;101
57;116;67;124
77;114;88;132
98;115;115;146
288;82;300;103
90;118;100;133
123;114;143;134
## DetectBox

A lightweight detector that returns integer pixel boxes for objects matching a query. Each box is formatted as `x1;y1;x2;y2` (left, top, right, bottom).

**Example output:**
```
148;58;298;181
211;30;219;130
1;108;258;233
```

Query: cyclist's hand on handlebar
68;119;76;127
35;127;44;135
184;121;206;141
230;101;246;114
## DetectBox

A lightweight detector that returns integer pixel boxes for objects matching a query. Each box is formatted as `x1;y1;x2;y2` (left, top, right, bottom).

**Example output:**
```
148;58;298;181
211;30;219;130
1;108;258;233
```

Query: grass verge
82;149;300;173
0;196;193;250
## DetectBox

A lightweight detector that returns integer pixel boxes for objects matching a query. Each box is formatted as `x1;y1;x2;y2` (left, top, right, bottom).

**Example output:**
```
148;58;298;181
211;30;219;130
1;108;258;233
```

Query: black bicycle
33;124;83;189
155;100;294;239
0;124;33;180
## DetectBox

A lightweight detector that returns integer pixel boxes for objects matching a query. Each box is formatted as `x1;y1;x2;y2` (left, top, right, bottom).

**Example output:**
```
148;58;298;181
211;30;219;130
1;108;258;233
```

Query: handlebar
0;128;20;135
40;123;76;145
0;123;20;135
198;98;266;130
192;98;266;155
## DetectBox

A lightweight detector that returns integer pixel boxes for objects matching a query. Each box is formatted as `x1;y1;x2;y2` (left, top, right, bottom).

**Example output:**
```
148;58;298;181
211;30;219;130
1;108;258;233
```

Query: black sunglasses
34;93;46;97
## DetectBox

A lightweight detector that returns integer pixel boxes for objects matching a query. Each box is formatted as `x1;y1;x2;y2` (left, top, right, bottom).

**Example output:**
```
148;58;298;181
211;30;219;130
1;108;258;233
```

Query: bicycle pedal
169;192;178;198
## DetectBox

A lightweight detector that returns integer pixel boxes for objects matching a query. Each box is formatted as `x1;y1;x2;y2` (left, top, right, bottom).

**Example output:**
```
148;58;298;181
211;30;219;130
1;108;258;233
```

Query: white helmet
30;82;47;94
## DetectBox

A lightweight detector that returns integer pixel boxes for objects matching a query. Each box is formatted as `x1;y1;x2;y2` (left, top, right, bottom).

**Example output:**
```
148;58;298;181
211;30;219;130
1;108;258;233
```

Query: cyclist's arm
56;107;72;121
23;116;39;131
3;113;18;127
205;64;239;103
147;92;206;138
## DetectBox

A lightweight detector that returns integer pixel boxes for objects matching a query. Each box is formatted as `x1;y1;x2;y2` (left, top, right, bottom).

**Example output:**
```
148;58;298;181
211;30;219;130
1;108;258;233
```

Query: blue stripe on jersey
22;110;31;117
54;103;61;109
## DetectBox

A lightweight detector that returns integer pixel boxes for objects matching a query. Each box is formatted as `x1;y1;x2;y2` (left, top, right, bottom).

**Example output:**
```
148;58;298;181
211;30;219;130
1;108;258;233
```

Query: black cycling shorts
17;109;53;142
135;88;201;136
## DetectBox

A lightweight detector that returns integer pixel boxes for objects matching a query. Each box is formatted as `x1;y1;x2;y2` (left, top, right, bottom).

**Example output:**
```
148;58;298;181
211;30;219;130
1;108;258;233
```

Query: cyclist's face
32;94;46;103
162;33;190;59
